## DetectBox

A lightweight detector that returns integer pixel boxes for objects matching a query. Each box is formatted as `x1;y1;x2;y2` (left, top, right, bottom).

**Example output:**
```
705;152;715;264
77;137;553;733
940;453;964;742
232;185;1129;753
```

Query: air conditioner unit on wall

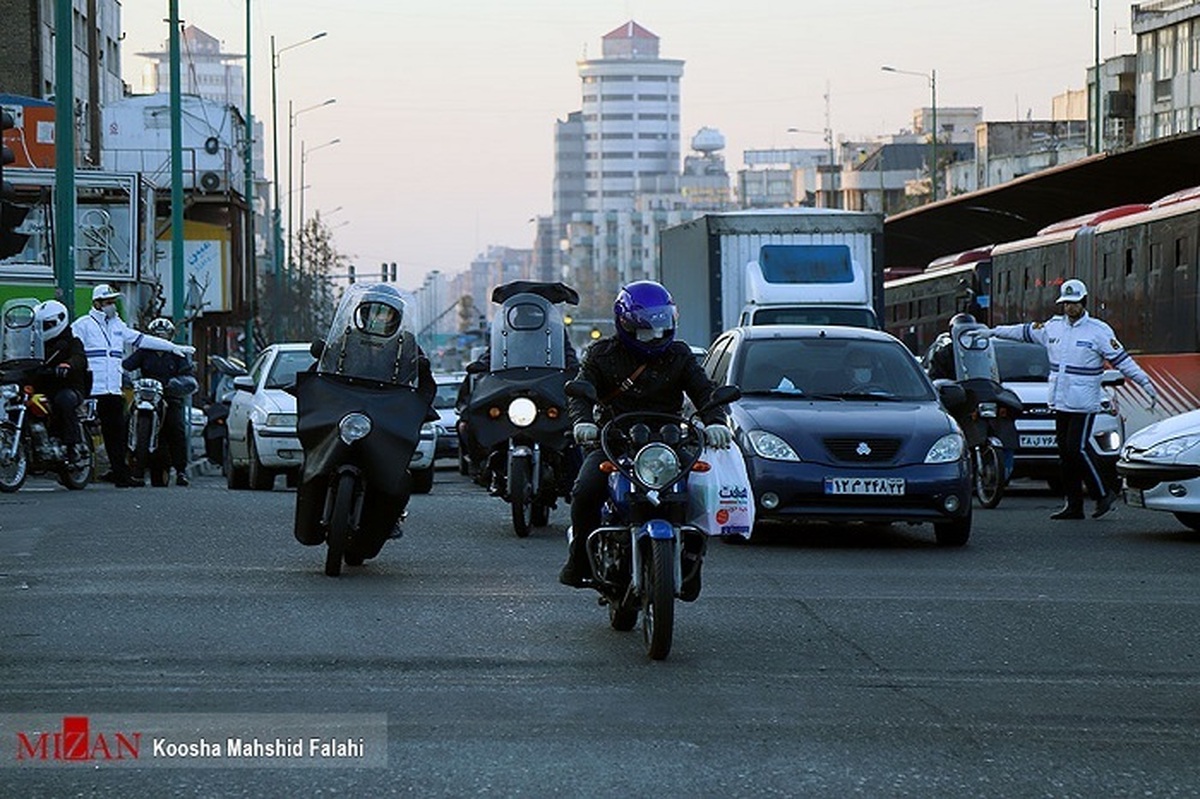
199;171;225;193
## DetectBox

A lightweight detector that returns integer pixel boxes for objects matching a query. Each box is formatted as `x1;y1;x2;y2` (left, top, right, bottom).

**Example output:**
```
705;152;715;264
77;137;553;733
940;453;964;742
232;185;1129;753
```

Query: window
1125;247;1135;277
1159;26;1176;80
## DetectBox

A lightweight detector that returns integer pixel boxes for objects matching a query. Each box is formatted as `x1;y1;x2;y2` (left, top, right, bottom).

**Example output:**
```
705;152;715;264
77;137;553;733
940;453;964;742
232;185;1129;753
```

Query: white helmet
1056;279;1087;304
91;283;120;303
147;317;176;340
33;300;70;341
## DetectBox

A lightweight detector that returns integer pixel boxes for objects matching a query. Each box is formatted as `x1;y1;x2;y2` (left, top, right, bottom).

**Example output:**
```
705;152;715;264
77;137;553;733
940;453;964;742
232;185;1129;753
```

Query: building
136;26;245;112
0;0;124;166
1130;0;1200;142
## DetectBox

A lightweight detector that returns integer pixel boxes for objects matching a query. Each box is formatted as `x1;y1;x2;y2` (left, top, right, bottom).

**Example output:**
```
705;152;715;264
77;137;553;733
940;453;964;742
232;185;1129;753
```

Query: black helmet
949;312;976;329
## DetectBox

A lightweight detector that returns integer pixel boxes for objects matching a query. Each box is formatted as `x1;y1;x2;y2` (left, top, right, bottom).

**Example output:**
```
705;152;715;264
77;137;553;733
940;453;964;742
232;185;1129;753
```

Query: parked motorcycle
564;378;741;660
942;320;1023;508
0;358;94;492
292;284;434;577
464;281;582;537
202;355;247;468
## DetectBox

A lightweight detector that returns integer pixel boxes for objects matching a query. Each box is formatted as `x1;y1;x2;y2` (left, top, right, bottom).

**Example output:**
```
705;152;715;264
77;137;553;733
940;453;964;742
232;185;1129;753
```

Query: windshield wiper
831;391;903;401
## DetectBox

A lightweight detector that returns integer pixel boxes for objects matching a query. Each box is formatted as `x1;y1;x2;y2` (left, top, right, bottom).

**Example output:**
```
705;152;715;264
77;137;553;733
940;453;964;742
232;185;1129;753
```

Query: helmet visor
619;303;676;338
353;302;402;337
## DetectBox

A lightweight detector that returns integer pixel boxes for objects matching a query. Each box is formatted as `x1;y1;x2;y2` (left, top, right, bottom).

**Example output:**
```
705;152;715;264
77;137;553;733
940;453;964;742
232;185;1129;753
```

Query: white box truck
658;209;885;347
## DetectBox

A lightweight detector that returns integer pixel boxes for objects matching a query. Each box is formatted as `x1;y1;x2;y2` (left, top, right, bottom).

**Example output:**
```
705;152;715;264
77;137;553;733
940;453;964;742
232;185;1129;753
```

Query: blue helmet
614;280;677;357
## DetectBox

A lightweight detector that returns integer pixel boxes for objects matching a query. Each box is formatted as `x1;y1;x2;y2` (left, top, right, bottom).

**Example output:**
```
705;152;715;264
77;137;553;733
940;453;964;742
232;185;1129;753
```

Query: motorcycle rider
122;317;198;486
72;284;195;488
973;278;1158;519
926;312;976;381
30;300;90;462
560;280;733;600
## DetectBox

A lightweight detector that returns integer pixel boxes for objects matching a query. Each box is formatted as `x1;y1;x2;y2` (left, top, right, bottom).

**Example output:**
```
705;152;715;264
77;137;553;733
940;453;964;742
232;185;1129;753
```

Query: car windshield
434;380;460;410
994;340;1050;382
265;350;316;389
734;337;934;401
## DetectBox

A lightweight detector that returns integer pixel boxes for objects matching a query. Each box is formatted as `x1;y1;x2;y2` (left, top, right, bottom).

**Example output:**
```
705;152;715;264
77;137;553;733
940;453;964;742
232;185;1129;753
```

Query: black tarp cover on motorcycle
949;319;1023;451
292;284;430;556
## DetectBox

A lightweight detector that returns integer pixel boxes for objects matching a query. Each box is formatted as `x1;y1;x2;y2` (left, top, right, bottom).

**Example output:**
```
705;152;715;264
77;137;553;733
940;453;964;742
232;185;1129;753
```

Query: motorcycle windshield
294;371;427;496
488;287;574;371
465;368;572;450
951;321;1000;383
1;299;42;363
317;283;421;388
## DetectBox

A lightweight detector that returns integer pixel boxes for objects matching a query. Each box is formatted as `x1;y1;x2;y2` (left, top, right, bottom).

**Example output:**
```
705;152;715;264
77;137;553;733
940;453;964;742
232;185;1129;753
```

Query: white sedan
225;343;437;493
1118;409;1200;532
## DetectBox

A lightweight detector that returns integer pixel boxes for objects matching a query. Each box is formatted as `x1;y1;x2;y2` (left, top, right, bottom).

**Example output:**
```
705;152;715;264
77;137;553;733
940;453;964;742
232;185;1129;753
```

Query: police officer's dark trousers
95;394;131;482
1054;411;1105;510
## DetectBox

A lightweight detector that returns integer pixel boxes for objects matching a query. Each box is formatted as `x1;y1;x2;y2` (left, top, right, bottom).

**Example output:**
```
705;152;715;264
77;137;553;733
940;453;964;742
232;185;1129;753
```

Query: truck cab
738;245;879;330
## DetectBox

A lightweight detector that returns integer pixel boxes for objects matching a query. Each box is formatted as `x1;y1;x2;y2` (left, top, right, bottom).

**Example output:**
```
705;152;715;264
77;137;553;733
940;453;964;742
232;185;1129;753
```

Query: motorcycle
127;376;166;485
464;281;582;537
941;320;1023;508
0;358;95;492
291;284;433;577
202;355;247;468
564;378;741;661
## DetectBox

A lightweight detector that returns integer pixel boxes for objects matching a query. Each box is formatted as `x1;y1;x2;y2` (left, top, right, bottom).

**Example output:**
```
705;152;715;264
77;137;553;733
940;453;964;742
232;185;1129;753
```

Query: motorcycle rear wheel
0;425;28;493
974;444;1004;508
510;458;533;538
641;537;676;660
325;473;356;577
58;442;92;490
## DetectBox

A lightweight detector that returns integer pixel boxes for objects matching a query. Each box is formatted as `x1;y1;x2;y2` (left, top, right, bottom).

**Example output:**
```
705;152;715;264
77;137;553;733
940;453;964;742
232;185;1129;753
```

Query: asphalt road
3;467;1200;797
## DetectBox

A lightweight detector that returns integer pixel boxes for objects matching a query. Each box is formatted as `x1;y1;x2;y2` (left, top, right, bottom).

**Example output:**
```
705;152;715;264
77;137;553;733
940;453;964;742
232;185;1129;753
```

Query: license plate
824;477;905;496
1019;434;1057;449
1125;487;1144;508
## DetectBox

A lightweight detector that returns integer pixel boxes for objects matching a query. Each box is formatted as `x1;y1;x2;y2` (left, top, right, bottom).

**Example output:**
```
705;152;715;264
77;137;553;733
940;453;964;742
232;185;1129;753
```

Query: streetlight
298;137;341;281
882;65;938;202
287;97;336;283
270;31;326;337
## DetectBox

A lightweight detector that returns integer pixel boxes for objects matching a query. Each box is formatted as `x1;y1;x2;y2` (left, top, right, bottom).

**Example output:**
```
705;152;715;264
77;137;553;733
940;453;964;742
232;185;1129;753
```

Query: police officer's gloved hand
970;328;996;341
172;345;196;358
704;424;734;449
1145;384;1159;411
573;422;599;445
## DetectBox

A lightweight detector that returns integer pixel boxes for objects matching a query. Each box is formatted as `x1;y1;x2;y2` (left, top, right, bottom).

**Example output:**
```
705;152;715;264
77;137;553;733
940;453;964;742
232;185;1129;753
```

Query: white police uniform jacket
993;311;1152;413
71;309;174;397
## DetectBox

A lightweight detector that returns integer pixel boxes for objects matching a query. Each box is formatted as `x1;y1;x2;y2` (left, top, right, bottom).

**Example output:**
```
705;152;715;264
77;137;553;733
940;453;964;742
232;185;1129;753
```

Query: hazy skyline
119;1;1138;290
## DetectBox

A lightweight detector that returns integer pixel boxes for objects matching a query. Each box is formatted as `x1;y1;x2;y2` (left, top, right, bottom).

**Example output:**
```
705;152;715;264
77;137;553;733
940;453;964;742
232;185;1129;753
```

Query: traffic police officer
72;284;195;487
975;279;1157;520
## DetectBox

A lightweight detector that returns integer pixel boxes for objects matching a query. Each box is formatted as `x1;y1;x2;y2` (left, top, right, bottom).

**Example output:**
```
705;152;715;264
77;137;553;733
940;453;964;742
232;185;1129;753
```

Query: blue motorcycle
565;379;740;660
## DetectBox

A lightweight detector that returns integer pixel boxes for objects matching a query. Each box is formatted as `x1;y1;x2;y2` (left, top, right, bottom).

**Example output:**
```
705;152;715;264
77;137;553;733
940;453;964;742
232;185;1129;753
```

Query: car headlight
745;430;800;462
266;413;297;428
338;412;372;444
507;397;537;427
1139;434;1200;461
633;443;681;489
925;433;965;463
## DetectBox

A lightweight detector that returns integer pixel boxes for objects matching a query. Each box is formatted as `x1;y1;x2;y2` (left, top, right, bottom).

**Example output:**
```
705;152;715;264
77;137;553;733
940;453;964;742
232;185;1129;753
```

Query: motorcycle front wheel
0;424;28;493
325;472;356;577
974;443;1004;508
59;441;92;490
641;537;676;660
509;457;533;538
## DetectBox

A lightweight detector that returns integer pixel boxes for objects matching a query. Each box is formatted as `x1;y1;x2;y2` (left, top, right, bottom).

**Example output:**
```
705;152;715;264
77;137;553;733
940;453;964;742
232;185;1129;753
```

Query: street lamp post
882;65;938;202
287;98;336;286
298;137;341;284
270;31;326;340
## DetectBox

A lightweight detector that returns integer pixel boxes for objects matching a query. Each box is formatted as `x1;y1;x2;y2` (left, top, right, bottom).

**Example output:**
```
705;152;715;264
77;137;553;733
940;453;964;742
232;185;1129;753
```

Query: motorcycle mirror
699;384;741;414
310;339;325;359
565;379;597;403
232;375;255;393
465;359;487;375
934;379;968;411
1100;369;1125;388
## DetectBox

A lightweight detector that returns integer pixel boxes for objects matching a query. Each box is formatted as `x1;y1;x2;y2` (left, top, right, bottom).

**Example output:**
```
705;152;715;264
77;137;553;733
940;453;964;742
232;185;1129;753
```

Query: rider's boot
557;528;591;588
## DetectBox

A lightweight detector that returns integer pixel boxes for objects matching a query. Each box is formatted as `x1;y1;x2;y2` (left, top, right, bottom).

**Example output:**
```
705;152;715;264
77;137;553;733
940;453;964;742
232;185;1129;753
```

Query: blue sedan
700;325;973;545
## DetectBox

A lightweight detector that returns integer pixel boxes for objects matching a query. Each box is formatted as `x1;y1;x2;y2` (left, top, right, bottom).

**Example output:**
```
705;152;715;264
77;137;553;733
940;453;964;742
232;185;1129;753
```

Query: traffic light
0;110;29;260
348;264;356;284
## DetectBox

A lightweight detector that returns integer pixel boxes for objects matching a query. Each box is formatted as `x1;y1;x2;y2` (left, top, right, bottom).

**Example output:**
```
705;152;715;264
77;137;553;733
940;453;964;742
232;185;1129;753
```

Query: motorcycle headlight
338;412;372;444
746;430;800;462
633;443;681;489
507;397;538;427
266;413;297;428
1;384;19;400
925;433;965;464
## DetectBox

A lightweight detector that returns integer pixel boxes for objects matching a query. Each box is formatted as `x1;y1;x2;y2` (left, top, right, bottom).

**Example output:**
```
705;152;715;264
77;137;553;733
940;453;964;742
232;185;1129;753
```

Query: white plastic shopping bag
687;445;755;539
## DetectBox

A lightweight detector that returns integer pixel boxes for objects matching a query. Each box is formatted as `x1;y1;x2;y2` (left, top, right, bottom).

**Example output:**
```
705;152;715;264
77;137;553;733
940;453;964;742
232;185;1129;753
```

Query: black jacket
38;330;90;394
568;337;723;427
122;348;194;385
926;333;957;381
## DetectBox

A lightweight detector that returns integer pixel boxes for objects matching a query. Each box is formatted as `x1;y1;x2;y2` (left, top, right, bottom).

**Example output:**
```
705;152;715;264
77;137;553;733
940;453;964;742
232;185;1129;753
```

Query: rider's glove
1145;383;1159;411
704;423;734;449
172;344;196;358
573;422;599;445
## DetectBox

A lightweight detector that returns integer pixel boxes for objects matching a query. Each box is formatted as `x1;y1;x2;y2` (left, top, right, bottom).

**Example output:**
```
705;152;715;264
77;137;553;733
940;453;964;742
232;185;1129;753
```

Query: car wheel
410;466;434;495
225;436;249;490
248;430;275;491
934;514;971;547
1174;512;1200;533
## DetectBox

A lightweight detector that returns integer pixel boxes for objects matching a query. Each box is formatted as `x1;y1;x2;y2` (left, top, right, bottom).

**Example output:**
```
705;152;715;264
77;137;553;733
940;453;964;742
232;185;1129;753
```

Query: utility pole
54;0;75;308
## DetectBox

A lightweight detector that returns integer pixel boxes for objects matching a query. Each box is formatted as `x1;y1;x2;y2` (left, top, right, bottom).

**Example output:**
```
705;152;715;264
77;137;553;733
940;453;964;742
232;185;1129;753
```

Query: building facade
1131;0;1200;142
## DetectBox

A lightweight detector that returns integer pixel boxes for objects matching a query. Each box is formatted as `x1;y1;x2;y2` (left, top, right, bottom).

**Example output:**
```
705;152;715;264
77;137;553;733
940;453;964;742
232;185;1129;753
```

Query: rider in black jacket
122;317;197;486
31;300;90;461
560;281;732;599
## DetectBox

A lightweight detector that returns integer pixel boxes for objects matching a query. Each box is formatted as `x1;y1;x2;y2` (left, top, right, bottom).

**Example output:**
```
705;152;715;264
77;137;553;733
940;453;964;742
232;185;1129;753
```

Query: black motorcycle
202;355;247;468
0;358;94;492
292;285;433;577
464;281;582;537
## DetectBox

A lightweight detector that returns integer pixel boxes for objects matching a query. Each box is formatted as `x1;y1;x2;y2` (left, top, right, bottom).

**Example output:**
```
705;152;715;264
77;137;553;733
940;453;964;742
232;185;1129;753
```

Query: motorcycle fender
631;521;678;595
507;444;539;495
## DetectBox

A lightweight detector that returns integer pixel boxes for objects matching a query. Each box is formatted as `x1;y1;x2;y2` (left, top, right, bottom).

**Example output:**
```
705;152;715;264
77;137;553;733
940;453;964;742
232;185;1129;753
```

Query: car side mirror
232;375;255;393
1101;369;1125;388
699;384;741;415
310;339;325;359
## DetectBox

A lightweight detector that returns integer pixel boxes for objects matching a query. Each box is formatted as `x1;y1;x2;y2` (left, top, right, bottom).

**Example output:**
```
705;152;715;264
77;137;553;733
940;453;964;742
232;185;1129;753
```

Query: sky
119;0;1138;291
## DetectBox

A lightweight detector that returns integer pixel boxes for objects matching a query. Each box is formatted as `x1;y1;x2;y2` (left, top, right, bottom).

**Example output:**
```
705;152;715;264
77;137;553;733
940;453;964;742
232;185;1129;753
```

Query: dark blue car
700;325;973;546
